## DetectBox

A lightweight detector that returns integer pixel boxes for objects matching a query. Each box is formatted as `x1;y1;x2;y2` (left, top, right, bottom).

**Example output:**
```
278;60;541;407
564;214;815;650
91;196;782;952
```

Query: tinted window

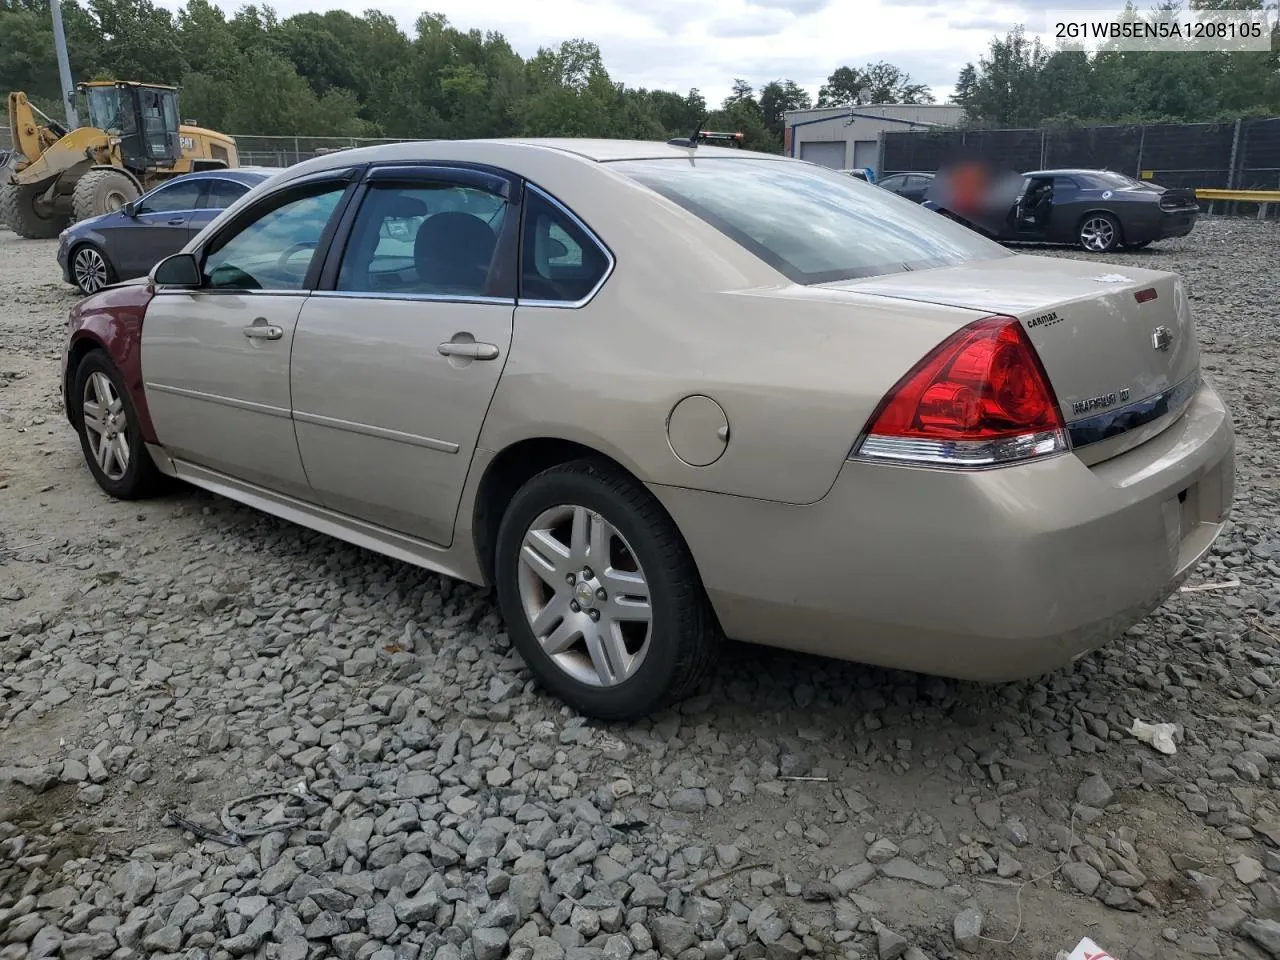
906;175;932;189
138;179;204;214
1052;176;1080;190
202;179;251;209
202;182;346;291
336;183;507;297
1089;171;1145;188
879;176;904;191
520;188;610;304
612;158;1008;284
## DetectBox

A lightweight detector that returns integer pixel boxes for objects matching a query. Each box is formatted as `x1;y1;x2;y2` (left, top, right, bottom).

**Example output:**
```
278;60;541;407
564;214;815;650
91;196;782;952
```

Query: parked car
840;167;875;184
60;138;1233;720
924;167;1199;253
877;171;935;203
57;169;274;294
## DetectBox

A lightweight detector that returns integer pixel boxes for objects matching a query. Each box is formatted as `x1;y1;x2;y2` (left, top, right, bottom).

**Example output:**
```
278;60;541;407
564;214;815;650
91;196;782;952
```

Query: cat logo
180;135;195;152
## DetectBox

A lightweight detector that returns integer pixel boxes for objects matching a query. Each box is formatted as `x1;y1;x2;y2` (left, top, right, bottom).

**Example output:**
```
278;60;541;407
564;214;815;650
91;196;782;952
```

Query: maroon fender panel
64;279;159;444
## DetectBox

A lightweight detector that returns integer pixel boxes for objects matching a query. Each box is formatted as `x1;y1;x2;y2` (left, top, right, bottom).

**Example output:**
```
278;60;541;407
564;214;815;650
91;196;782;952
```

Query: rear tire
1078;213;1122;253
0;181;68;239
494;459;718;721
72;351;166;500
72;170;139;223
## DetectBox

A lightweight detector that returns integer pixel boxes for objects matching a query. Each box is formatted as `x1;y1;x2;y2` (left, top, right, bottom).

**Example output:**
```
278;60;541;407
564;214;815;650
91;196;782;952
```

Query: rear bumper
652;378;1234;682
1154;209;1198;241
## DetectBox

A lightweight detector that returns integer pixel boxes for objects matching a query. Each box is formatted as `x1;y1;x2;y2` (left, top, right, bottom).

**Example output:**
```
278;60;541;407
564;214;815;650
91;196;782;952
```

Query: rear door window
335;182;509;298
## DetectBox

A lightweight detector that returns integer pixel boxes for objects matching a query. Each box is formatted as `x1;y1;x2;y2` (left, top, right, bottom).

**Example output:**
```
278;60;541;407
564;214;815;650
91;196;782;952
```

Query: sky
156;0;1130;107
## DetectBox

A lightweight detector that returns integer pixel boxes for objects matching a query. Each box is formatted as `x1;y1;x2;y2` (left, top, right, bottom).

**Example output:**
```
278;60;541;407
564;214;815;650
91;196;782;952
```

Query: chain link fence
881;117;1280;217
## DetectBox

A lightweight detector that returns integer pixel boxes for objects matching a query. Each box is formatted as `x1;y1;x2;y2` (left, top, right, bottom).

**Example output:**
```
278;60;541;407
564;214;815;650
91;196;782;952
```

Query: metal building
783;104;965;176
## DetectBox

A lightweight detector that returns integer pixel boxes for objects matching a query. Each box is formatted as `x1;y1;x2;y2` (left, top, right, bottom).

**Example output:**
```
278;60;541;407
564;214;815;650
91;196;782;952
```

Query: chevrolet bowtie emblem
1151;326;1173;352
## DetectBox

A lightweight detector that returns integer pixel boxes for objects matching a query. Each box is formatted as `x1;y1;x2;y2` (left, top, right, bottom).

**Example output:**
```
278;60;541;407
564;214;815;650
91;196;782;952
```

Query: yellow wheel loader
2;81;239;239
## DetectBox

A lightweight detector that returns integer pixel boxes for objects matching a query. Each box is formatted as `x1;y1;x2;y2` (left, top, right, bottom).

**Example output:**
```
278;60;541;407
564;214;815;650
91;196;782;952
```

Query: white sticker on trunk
1092;273;1132;283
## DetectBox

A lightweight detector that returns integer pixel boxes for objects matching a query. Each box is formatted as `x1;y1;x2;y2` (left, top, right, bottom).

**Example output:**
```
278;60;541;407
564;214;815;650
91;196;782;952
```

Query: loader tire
72;170;139;223
0;182;68;239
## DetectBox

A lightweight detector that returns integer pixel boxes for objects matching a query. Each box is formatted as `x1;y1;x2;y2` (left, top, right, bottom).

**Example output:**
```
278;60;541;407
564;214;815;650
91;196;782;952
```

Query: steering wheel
276;240;317;275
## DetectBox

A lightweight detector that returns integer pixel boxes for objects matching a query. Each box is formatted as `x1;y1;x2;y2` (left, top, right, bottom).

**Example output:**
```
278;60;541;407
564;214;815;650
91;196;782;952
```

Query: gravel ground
3;217;1280;960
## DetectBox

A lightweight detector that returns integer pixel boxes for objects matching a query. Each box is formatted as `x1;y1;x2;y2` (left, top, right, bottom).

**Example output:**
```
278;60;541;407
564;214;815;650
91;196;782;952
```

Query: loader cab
81;82;182;171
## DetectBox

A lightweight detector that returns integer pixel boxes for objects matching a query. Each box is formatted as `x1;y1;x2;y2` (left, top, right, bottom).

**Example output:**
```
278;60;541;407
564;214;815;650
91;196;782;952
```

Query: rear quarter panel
465;150;997;505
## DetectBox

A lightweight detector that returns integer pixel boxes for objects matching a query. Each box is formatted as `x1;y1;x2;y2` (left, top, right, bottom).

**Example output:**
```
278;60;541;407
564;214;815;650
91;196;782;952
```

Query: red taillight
853;315;1068;468
1135;288;1157;304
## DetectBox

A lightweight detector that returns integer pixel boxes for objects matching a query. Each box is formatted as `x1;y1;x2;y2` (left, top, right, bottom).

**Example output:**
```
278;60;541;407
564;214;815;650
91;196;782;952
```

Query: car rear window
609;157;1009;284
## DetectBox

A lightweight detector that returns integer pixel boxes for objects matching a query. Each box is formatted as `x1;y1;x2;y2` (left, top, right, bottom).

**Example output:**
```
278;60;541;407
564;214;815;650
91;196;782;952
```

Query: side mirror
152;253;201;288
122;200;138;217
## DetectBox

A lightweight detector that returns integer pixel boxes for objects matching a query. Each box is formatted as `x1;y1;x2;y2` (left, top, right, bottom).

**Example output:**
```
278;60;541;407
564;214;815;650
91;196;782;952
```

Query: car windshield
610;157;1008;284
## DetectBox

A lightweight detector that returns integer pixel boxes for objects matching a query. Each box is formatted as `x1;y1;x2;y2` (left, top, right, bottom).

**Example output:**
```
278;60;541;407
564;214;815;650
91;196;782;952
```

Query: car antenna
668;116;709;149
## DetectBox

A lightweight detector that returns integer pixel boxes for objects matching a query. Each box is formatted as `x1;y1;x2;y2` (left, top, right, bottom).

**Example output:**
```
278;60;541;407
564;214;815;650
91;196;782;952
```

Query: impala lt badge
1152;326;1174;352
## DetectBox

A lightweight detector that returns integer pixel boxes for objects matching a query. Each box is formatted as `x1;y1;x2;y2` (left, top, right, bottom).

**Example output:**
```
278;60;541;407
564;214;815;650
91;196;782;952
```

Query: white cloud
155;0;1070;107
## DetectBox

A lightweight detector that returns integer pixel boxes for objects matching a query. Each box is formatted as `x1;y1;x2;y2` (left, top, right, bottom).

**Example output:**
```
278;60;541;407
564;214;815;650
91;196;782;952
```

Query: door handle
438;341;499;360
167;218;185;225
243;319;283;341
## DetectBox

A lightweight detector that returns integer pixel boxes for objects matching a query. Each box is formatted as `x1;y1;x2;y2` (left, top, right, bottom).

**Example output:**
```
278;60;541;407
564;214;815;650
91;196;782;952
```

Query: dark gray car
57;169;273;294
877;171;935;203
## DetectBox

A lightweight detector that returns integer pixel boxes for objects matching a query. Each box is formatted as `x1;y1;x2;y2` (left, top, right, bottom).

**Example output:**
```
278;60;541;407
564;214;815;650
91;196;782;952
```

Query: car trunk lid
822;254;1201;465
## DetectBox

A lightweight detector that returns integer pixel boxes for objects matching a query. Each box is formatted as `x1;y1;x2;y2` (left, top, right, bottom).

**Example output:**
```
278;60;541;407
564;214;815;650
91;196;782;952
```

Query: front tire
1078;213;1121;253
0;181;68;239
72;170;139;223
72;351;165;500
71;244;115;294
494;459;717;721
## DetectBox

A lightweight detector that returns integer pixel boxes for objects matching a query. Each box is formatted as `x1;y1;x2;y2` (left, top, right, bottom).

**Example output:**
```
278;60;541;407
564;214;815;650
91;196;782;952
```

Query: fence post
1226;118;1241;189
1040;128;1047;169
294;136;300;166
1135;125;1145;179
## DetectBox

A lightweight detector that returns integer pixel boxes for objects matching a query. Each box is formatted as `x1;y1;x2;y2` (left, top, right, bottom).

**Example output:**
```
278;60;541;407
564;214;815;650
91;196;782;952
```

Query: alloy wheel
73;247;109;293
82;371;131;481
1080;217;1116;252
516;504;653;687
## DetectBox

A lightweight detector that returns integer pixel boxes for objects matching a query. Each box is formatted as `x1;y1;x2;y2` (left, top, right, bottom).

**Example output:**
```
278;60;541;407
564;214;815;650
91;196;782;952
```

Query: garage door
852;140;878;170
799;141;846;169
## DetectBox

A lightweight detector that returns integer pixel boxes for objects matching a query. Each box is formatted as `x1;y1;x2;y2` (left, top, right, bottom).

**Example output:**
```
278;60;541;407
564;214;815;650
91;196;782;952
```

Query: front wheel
1078;213;1122;253
494;460;717;721
72;351;166;500
71;244;115;294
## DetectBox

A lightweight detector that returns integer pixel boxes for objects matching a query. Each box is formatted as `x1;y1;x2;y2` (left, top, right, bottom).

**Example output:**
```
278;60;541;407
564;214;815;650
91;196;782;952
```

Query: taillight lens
852;315;1068;468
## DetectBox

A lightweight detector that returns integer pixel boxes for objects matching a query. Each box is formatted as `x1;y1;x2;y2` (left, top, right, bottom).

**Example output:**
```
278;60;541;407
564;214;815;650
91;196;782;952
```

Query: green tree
818;62;932;106
759;79;811;144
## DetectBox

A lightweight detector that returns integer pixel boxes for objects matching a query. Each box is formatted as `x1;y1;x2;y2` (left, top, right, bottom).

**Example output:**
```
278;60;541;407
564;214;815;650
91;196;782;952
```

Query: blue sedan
58;169;274;294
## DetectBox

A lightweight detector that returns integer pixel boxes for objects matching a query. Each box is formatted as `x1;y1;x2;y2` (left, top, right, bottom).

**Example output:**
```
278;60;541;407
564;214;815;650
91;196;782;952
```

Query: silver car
60;138;1235;720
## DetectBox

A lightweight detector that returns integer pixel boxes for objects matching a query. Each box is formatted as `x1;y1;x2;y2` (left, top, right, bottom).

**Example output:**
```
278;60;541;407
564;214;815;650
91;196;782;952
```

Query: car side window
519;188;610;304
880;176;903;191
201;181;347;292
202;179;250;210
335;182;508;298
137;179;204;215
1053;176;1080;192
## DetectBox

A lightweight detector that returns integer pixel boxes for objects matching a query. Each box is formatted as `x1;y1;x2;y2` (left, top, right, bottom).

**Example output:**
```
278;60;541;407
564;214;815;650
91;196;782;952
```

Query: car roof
269;137;785;182
1025;169;1119;178
169;169;273;184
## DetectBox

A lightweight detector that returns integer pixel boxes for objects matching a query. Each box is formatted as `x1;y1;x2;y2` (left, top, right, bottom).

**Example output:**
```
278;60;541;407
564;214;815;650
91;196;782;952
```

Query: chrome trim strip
308;290;515;307
853;429;1068;469
517;183;616;310
1067;369;1200;450
293;410;459;454
152;288;310;297
145;382;291;418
